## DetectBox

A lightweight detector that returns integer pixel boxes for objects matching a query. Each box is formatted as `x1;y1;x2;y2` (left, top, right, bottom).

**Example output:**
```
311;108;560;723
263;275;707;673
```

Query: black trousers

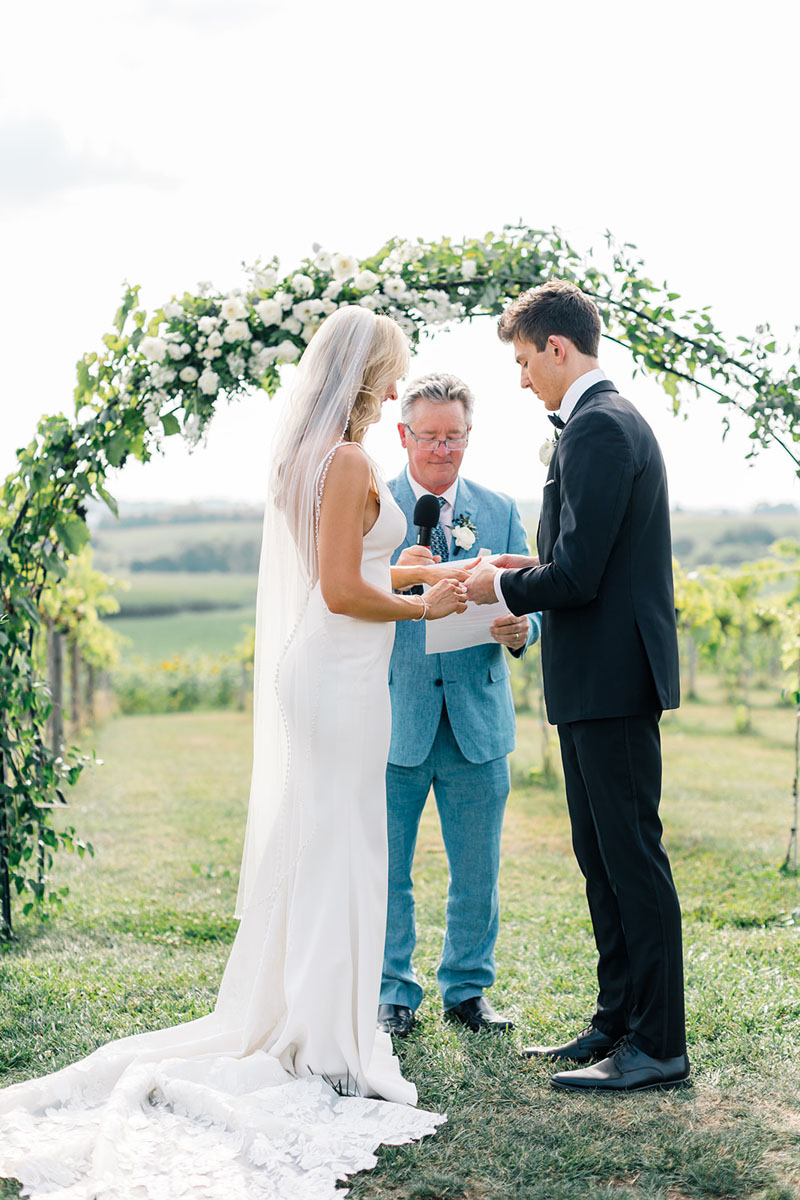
557;713;686;1058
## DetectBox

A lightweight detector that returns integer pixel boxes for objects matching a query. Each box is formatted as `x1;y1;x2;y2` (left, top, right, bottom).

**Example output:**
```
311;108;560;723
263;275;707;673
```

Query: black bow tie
548;413;566;431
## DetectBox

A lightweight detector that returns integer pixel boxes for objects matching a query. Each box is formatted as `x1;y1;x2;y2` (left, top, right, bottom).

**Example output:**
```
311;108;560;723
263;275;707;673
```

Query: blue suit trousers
380;706;510;1011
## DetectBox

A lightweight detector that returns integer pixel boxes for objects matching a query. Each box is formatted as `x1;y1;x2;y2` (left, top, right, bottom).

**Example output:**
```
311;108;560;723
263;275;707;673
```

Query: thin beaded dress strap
313;439;374;547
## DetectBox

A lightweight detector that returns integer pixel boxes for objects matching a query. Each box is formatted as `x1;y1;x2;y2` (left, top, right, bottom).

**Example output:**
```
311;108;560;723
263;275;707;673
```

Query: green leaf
53;515;90;555
161;412;181;437
95;483;118;518
105;429;129;467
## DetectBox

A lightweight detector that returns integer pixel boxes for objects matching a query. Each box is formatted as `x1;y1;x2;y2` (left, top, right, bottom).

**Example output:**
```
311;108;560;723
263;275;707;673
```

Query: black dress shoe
550;1036;691;1092
445;995;514;1033
377;1003;414;1038
521;1022;618;1063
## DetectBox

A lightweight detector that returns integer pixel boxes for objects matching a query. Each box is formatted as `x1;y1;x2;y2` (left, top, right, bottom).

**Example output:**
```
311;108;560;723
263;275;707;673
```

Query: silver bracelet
411;596;428;621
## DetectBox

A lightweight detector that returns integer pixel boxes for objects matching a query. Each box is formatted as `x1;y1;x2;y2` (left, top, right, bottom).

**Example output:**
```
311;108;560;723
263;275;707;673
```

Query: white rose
251;265;277;290
281;316;302;335
302;322;320;342
461;258;478;279
331;253;358;282
198;367;220;394
539;439;555;467
452;525;477;551
313;249;332;272
150;364;177;387
395;315;416;335
289;273;314;297
223;319;252;343
275;340;300;363
198;315;219;335
292;298;324;322
353;269;379;292
323;280;343;300
207;330;224;348
227;353;246;376
255;298;282;326
221;295;247;321
383;276;407;300
163;301;183;319
321;299;338;315
358;294;380;310
166;343;190;360
140;336;168;363
273;290;294;310
179;366;198;383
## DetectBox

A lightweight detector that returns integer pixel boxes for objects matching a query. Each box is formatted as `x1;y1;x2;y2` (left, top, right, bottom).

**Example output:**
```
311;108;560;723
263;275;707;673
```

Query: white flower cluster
134;241;476;454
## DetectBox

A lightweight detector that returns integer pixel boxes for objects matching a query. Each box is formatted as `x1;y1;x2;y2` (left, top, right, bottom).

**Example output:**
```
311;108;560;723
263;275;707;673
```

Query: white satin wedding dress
0;469;444;1200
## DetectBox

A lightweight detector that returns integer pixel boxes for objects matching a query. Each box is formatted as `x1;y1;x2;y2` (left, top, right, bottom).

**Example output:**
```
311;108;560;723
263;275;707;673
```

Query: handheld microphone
409;493;443;594
413;493;442;547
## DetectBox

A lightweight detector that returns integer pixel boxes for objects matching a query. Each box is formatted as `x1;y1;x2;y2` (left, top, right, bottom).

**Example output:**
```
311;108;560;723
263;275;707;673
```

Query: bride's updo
346;314;410;445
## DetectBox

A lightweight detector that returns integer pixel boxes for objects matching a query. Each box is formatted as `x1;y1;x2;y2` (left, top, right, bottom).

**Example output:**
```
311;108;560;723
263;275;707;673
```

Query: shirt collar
557;367;607;425
405;465;459;520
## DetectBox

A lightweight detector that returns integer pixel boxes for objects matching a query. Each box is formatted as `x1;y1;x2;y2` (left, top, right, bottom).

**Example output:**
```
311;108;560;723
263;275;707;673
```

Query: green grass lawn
1;683;799;1199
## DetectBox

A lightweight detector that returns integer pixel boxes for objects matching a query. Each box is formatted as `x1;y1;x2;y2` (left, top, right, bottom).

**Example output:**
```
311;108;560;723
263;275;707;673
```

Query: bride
0;306;470;1199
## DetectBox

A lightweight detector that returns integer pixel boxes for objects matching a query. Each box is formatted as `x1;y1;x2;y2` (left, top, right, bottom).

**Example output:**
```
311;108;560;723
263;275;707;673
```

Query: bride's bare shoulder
323;441;370;490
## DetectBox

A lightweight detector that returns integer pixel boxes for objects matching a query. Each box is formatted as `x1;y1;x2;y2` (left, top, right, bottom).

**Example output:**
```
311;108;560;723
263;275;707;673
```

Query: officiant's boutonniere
452;514;478;552
539;438;557;467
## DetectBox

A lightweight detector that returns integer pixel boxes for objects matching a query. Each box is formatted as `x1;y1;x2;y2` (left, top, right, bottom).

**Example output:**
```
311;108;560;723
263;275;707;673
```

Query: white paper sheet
424;551;510;654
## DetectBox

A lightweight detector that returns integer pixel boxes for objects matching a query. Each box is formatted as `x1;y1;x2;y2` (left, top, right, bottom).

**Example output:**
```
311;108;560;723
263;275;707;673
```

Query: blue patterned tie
430;496;449;562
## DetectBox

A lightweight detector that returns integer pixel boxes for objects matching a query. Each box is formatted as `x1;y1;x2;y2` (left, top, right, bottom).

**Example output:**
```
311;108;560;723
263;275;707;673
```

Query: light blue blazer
387;472;541;767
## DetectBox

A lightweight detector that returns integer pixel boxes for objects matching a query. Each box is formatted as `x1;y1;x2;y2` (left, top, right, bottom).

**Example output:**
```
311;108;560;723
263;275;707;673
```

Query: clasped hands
397;546;532;645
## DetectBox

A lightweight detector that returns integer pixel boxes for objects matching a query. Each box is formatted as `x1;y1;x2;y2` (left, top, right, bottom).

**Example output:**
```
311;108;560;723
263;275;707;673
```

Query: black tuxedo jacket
500;380;680;725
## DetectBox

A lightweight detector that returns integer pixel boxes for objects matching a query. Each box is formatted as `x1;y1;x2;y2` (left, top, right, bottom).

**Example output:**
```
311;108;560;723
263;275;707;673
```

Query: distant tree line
130;540;261;573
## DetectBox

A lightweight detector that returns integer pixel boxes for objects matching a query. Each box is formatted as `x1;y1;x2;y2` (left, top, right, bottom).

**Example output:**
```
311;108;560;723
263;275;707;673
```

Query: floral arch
2;223;798;935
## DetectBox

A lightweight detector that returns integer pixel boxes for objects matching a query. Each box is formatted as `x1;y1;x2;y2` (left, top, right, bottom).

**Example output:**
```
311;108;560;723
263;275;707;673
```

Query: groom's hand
465;560;501;605
491;614;530;649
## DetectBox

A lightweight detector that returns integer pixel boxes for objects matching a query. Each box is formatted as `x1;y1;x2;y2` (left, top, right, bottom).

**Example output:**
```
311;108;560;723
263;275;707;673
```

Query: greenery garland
2;223;798;937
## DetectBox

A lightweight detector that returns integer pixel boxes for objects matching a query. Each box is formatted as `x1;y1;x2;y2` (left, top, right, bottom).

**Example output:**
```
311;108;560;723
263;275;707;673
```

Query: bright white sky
1;0;798;511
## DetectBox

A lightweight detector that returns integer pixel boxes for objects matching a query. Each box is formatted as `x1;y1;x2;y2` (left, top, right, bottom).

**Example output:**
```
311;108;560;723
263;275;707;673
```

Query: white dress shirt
405;465;459;551
493;368;608;604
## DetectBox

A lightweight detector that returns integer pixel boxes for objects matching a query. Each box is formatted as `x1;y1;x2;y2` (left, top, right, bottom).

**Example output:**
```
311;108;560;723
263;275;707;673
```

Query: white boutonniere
452;514;478;551
539;438;556;467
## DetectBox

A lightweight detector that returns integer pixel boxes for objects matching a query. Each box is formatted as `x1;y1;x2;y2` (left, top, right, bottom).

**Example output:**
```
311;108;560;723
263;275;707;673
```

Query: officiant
378;373;541;1038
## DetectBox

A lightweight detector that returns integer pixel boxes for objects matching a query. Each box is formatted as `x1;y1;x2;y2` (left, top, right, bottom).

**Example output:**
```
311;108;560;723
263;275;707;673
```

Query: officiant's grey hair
400;373;474;426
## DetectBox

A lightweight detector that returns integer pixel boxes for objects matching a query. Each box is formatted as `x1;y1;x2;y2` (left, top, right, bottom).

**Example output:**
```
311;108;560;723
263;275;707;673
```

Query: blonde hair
346;315;410;444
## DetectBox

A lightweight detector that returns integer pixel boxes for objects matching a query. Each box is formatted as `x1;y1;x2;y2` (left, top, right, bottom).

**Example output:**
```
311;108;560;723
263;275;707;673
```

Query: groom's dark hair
497;279;601;357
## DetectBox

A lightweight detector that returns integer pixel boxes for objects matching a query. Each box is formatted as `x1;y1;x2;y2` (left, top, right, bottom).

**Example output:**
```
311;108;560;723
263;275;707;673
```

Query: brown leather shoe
521;1022;618;1063
445;995;514;1033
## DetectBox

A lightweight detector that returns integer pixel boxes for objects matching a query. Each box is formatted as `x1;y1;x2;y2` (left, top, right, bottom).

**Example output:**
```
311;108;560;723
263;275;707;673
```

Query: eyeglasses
404;425;470;451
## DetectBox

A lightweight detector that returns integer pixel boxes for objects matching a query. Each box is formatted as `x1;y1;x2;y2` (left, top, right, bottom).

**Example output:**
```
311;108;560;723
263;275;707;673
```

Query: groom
378;371;540;1038
466;281;689;1092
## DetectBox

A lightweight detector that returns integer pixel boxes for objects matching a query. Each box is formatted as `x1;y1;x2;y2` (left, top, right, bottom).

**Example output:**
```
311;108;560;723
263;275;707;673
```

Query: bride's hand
422;559;478;586
491;553;539;570
424;577;468;619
